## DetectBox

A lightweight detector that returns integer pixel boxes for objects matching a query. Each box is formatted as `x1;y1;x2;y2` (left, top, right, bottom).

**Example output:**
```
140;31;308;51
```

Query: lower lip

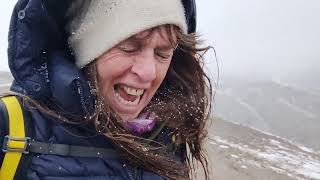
111;86;144;114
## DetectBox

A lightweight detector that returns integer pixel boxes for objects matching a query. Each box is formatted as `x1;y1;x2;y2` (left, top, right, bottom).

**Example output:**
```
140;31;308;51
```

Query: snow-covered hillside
206;118;320;180
213;77;320;150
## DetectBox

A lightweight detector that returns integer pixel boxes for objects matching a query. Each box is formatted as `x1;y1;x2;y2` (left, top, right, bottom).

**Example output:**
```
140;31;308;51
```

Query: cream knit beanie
67;0;188;68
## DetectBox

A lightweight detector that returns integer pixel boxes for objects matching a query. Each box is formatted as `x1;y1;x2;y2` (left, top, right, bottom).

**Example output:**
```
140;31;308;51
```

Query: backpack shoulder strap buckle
2;135;31;154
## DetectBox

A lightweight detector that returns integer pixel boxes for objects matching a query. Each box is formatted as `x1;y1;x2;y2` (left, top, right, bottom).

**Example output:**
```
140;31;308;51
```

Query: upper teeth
123;86;144;96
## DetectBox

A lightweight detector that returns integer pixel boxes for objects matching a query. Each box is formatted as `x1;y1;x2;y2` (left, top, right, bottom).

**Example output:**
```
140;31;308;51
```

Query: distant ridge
214;78;320;150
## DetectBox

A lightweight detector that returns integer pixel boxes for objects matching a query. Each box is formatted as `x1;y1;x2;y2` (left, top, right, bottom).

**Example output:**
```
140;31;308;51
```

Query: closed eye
119;47;139;53
156;52;171;59
117;41;141;53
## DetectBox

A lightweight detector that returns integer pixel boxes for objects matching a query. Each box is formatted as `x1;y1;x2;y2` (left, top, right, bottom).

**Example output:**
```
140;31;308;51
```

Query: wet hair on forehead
123;24;179;49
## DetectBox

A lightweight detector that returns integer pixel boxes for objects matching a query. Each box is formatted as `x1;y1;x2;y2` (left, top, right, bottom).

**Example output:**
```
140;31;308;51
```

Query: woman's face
96;25;177;121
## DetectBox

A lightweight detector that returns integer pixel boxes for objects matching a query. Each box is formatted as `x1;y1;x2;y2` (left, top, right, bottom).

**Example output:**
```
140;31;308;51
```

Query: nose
131;50;157;83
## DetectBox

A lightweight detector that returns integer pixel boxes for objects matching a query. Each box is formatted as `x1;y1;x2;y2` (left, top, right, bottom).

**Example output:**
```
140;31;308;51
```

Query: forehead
126;25;177;46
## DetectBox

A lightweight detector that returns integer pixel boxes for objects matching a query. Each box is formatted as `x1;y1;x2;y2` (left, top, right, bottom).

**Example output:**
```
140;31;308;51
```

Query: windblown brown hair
81;25;213;180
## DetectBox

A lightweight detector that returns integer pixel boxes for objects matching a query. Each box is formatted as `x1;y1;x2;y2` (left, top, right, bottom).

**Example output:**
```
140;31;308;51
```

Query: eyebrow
156;45;176;51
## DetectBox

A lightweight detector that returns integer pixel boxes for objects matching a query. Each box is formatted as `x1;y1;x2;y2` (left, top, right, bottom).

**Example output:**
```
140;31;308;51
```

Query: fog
1;0;320;81
0;0;15;71
197;0;320;81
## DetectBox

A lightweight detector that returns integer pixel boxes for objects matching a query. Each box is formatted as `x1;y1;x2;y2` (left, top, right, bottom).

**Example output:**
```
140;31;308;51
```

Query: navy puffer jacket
0;97;166;179
0;99;175;180
1;0;196;179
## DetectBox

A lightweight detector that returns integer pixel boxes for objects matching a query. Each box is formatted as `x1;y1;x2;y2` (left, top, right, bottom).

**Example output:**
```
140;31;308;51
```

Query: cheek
96;61;113;91
154;62;171;88
96;55;133;92
97;53;122;78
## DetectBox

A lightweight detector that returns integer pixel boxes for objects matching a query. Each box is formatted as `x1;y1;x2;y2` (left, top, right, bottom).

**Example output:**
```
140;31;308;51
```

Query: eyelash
118;46;171;60
155;53;171;60
119;46;138;53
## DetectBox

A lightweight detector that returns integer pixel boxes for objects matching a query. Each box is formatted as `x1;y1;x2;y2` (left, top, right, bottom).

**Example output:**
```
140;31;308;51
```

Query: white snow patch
269;139;280;145
219;145;230;149
296;162;320;180
209;141;217;146
298;145;315;154
230;154;239;159
240;165;248;169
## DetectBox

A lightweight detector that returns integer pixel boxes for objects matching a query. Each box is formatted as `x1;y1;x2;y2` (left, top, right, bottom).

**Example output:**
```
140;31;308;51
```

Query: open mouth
114;84;145;106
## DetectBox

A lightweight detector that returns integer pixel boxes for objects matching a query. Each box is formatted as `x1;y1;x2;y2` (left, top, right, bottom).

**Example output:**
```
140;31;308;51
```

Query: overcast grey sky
196;0;320;80
1;0;319;81
0;0;15;71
